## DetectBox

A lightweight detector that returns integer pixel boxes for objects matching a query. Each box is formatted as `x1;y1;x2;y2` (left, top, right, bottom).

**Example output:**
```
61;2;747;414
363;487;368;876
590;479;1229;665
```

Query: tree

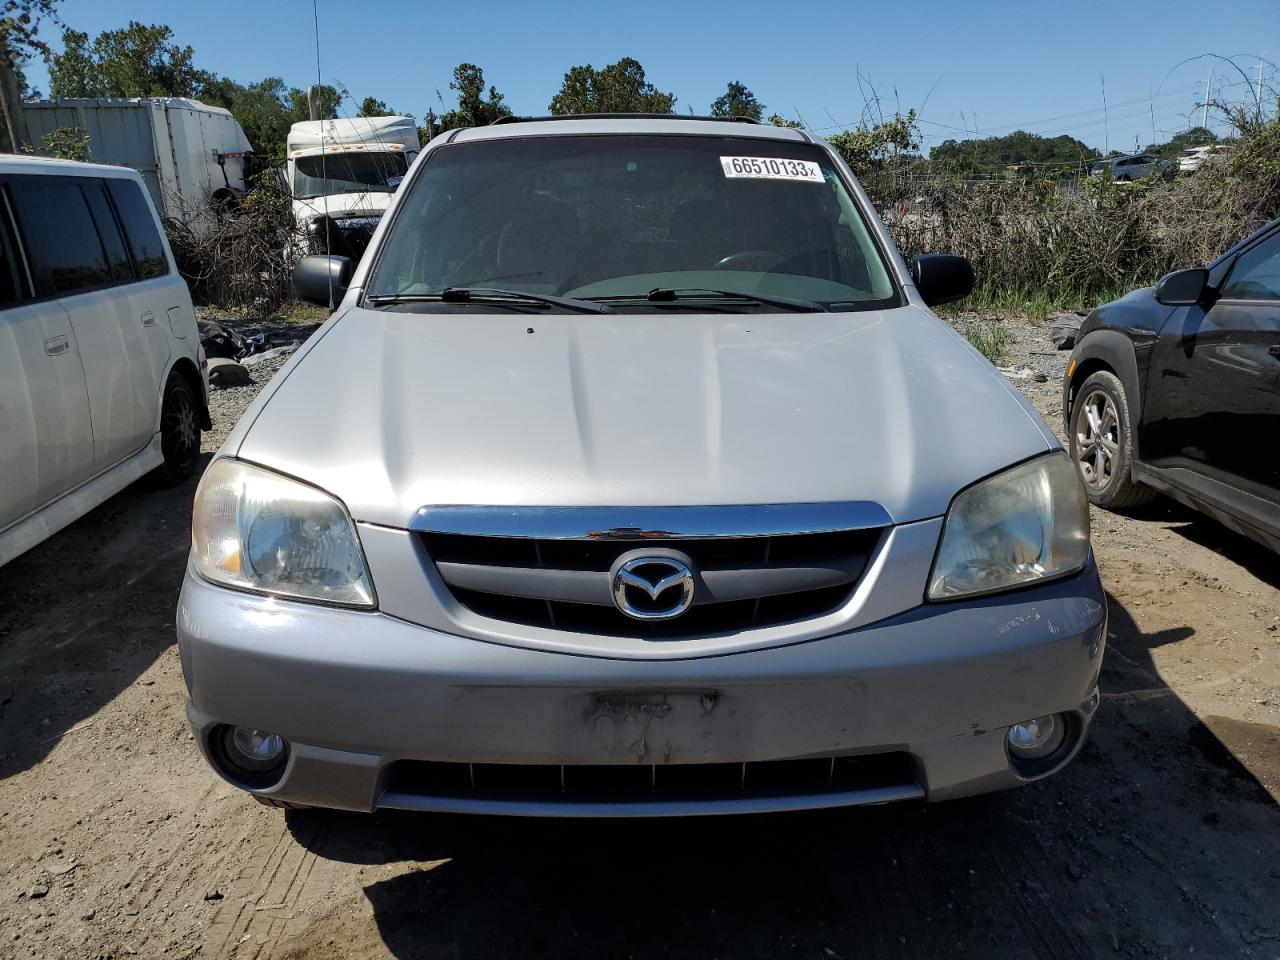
439;63;510;129
710;81;763;121
826;110;920;176
287;83;339;122
198;74;244;111
359;96;392;117
548;58;675;115
1145;127;1217;161
929;130;1098;179
768;114;801;128
0;0;62;148
227;76;293;157
48;22;214;99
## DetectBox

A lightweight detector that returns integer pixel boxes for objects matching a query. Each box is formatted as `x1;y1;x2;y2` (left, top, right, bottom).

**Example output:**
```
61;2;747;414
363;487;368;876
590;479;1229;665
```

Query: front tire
158;371;200;484
1069;370;1153;509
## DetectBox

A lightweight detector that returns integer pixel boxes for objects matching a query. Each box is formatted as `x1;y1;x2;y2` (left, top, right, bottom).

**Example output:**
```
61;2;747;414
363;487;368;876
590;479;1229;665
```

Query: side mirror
912;254;975;307
292;255;354;309
1154;268;1208;306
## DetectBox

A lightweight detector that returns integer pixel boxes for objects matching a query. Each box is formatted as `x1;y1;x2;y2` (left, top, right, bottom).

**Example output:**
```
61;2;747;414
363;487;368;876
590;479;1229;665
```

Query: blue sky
25;0;1279;153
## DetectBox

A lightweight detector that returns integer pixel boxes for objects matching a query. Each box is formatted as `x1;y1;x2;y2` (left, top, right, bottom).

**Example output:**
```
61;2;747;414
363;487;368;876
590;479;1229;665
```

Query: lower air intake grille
383;753;918;805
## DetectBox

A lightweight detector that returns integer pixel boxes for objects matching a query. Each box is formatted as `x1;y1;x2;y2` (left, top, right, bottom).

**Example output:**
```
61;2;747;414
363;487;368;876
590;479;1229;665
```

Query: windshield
293;152;409;199
366;135;898;309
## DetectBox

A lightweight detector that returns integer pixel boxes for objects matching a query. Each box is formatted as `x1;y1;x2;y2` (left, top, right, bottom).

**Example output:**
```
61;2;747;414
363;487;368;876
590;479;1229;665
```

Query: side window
107;179;169;279
10;178;111;295
82;181;134;282
0;195;23;307
1220;232;1280;302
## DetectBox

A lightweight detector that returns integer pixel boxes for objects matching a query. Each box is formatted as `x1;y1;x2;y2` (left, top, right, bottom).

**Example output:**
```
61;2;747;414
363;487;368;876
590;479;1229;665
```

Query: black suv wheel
1068;370;1154;509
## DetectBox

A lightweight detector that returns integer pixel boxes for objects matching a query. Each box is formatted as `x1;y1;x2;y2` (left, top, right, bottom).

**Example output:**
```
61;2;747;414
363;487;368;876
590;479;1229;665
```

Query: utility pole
1202;68;1211;132
1258;56;1266;122
1101;75;1109;156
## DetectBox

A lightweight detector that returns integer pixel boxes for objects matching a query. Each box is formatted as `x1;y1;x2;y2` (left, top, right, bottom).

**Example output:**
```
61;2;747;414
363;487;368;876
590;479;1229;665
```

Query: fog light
226;726;287;772
1007;714;1067;760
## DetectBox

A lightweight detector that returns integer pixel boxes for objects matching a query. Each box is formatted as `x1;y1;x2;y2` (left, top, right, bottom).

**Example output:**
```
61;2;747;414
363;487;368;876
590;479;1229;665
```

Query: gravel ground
0;308;1277;960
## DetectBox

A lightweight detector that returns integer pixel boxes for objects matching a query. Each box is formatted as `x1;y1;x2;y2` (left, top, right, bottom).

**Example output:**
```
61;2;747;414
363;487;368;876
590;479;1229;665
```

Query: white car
0;156;208;566
1177;144;1222;173
1089;154;1170;181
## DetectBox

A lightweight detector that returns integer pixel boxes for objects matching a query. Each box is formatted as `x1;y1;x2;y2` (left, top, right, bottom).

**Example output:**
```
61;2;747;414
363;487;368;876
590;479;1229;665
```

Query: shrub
164;172;303;311
869;118;1280;316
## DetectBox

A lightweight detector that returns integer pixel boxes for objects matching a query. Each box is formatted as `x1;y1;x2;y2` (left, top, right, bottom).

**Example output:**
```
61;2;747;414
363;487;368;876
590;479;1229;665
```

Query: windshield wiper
593;287;829;312
367;287;613;314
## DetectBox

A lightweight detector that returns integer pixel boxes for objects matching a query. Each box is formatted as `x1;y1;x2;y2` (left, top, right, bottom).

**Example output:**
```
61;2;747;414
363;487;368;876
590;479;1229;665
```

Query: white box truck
21;97;255;234
286;115;419;260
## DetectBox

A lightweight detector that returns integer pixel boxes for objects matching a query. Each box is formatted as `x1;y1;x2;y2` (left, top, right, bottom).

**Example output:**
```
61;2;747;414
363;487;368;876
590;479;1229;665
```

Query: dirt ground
1;314;1278;960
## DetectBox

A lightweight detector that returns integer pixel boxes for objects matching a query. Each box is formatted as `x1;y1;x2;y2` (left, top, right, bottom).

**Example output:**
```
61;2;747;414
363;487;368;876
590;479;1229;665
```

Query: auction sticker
720;156;824;182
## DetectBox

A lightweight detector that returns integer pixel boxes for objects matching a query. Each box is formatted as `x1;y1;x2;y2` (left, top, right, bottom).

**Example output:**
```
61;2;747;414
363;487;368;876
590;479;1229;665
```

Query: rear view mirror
292;255;354;309
1154;268;1208;306
912;254;975;307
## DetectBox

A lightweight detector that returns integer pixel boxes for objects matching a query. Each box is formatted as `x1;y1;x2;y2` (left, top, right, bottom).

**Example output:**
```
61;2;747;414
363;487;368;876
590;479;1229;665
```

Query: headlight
191;459;375;608
928;452;1089;600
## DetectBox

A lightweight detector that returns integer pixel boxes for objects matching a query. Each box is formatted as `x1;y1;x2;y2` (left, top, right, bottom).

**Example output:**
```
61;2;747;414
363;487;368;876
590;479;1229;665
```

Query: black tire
1068;370;1154;509
158;371;200;484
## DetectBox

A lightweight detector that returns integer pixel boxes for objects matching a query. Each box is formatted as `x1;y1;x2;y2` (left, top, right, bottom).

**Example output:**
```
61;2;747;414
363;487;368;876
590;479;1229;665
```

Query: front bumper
178;561;1106;815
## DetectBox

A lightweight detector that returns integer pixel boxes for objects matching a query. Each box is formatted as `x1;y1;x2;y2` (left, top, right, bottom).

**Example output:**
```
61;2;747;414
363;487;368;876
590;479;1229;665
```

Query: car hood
234;305;1054;528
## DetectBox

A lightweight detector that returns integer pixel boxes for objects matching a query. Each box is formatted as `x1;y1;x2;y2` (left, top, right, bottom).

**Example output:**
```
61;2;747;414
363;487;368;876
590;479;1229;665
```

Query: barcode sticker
720;156;824;182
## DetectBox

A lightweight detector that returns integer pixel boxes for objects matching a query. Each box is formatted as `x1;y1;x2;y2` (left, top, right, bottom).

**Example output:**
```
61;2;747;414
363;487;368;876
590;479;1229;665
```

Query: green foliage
438;63;510;129
767;114;801;128
359;96;391;117
287;84;339;123
962;321;1014;363
710;81;763;121
223;77;291;158
1;0;59;55
930;130;1098;179
39;124;89;160
1227;115;1280;202
48;22;214;98
549;57;675;115
826;110;919;176
1144;126;1216;161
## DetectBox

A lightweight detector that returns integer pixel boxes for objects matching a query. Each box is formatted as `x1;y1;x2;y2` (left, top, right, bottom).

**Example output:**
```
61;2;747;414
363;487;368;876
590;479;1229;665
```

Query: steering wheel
712;250;785;271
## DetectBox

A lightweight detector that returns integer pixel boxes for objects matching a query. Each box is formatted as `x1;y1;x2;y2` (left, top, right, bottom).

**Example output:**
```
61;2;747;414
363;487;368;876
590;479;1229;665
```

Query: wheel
1068;370;1154;509
158;371;200;484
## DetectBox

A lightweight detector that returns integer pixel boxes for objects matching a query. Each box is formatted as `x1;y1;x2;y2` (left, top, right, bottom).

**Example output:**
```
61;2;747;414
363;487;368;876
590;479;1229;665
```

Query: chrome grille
419;525;885;639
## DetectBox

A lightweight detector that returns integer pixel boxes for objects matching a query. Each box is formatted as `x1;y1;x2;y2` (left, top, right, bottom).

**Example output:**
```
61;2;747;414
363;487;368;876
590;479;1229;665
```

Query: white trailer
286;115;419;260
21;97;254;232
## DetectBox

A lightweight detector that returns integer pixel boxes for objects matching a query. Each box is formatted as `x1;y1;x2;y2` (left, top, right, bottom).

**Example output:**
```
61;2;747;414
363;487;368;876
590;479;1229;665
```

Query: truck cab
286;116;420;261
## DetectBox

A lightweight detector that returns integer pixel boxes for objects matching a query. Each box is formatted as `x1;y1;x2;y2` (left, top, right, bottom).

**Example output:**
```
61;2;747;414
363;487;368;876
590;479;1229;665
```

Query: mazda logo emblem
611;554;696;621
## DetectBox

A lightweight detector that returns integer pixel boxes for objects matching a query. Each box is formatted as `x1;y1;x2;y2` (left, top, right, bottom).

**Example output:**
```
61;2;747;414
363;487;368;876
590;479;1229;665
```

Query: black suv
1062;217;1280;552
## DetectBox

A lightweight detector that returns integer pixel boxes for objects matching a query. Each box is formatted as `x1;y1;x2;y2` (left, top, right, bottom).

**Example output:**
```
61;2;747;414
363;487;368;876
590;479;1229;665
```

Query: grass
959;279;1147;321
963;321;1016;364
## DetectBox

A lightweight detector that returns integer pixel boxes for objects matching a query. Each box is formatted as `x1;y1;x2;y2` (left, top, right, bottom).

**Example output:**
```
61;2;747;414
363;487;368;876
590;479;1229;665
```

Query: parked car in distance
1178;144;1224;174
1063;216;1280;552
1090;153;1170;181
0;156;209;567
181;116;1105;817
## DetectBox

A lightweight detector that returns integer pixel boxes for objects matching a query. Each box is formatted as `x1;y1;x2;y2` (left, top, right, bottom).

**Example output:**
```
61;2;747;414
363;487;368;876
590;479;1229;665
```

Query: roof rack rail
490;113;760;126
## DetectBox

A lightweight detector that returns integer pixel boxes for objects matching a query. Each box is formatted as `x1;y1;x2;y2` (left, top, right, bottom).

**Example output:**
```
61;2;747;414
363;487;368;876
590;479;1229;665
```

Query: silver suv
179;117;1104;816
